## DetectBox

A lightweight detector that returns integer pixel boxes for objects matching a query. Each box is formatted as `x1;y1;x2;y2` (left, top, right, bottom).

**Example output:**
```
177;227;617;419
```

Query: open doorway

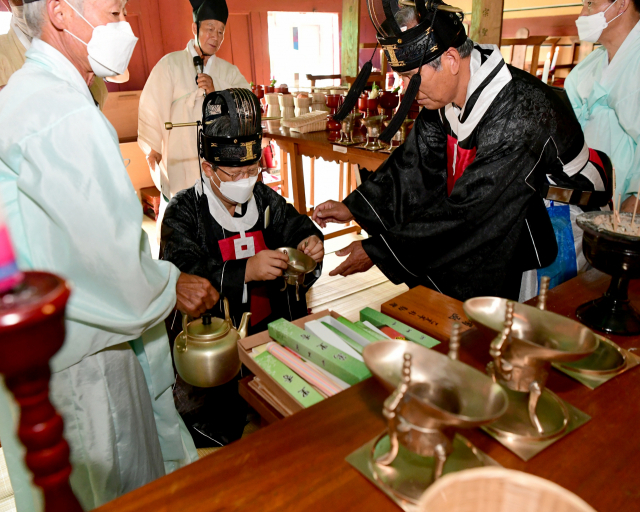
267;11;340;89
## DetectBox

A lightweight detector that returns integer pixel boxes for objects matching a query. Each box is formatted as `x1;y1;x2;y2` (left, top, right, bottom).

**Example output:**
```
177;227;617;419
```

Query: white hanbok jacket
138;40;250;199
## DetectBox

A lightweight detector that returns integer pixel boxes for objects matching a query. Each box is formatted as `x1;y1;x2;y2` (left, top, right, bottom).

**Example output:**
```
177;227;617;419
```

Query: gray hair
428;38;474;70
393;7;473;71
25;0;84;39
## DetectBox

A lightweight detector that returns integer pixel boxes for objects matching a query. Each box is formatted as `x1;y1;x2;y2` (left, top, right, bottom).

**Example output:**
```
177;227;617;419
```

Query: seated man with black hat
161;89;324;447
138;0;250;230
313;0;612;302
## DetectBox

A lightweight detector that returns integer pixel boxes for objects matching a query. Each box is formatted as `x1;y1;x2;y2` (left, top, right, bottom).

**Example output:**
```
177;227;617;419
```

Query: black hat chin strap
379;72;421;143
333;42;379;122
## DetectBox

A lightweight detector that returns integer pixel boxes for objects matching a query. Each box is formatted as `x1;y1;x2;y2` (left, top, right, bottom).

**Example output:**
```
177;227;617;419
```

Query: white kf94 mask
575;0;624;43
211;174;259;204
63;0;138;78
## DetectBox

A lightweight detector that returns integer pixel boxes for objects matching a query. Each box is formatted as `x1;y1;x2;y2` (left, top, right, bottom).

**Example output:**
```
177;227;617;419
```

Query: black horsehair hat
189;0;229;24
200;89;262;168
335;0;467;143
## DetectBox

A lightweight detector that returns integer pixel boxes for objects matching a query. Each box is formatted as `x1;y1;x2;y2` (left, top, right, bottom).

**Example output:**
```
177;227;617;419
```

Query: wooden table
96;271;640;512
263;122;388;239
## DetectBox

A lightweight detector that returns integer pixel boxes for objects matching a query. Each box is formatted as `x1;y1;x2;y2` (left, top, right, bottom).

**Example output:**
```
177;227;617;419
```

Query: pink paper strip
0;223;22;293
267;342;342;397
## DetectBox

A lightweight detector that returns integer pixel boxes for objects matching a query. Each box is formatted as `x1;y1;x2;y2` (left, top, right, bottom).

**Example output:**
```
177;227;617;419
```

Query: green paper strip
359;308;440;348
268;318;371;385
336;317;380;343
254;351;324;407
355;321;388;341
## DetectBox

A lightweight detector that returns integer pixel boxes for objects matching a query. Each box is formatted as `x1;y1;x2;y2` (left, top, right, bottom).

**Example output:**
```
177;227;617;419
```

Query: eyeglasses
214;166;263;182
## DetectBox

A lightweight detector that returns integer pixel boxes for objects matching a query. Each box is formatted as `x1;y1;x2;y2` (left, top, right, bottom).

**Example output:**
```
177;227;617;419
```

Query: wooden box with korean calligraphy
238;310;345;418
380;285;474;341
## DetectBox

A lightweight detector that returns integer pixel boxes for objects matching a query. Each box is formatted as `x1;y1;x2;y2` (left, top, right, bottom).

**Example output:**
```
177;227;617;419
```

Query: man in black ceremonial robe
161;89;324;447
314;0;612;302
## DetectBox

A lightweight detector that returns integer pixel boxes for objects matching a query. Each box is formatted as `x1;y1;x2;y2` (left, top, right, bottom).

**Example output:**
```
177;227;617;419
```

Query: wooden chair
359;43;388;76
344;43;388;88
501;35;548;75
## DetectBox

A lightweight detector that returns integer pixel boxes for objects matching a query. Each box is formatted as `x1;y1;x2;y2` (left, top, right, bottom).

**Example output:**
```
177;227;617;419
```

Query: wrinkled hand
246;250;289;282
298;235;324;263
329;241;374;277
146;149;162;172
197;73;215;95
620;195;639;213
175;273;220;317
312;200;354;228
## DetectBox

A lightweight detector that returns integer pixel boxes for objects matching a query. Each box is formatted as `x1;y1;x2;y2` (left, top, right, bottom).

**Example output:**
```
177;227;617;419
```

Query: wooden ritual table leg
283;141;307;214
351;163;359;191
310;158;315;207
279;147;289;198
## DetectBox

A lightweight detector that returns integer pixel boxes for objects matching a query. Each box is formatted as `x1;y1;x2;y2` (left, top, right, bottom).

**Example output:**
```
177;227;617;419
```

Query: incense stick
618;194;623;225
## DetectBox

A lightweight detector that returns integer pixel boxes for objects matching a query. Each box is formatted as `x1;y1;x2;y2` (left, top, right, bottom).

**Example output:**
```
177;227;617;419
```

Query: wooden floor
308;233;408;320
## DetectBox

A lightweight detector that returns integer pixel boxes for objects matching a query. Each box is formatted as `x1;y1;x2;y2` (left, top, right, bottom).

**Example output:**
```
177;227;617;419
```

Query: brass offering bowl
363;340;508;502
276;247;316;301
558;335;626;376
362;115;388;151
463;298;598;442
576;211;640;335
338;113;363;145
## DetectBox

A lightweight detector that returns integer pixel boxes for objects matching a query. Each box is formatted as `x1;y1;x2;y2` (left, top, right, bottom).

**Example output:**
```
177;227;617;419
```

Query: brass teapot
173;297;251;388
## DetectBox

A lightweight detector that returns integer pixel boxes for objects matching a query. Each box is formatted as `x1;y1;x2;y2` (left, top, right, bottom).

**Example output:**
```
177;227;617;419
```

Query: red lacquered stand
0;272;82;512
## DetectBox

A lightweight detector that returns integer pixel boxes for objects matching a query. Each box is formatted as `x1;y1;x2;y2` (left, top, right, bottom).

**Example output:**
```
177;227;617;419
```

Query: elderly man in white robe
138;0;249;218
0;0;220;510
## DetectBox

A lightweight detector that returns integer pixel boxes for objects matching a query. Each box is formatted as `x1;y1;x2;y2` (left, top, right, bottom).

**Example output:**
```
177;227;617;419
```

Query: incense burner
576;211;640;335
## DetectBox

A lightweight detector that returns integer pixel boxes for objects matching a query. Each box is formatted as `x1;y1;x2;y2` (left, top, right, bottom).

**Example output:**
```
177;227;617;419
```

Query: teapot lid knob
202;314;212;326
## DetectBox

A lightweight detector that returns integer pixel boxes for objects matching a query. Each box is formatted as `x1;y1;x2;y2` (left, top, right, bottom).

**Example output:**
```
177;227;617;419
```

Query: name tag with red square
218;231;268;261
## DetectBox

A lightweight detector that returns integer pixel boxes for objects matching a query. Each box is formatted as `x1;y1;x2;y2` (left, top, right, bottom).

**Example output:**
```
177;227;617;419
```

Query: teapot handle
182;312;190;336
176;313;191;353
223;297;230;323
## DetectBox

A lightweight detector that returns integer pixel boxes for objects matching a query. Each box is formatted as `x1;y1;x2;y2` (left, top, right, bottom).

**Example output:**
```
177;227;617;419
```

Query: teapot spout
238;312;252;339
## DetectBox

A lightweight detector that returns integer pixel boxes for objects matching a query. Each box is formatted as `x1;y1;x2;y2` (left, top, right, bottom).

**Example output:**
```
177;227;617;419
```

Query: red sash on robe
218;231;272;326
446;135;477;196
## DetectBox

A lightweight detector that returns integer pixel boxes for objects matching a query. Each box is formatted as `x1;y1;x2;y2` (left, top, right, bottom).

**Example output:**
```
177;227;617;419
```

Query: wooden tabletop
95;271;640;512
262;121;388;171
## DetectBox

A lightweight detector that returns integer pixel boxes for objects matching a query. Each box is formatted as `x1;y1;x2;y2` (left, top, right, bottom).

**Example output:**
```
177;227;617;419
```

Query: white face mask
211;172;258;204
63;0;138;78
575;0;624;43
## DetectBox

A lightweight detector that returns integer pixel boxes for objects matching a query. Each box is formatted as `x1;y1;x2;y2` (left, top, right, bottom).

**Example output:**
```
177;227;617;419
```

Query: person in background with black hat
138;0;249;230
313;0;613;302
161;89;324;448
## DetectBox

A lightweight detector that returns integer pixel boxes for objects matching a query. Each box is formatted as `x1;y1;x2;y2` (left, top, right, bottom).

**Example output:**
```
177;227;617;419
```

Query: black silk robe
161;181;322;328
345;61;596;301
160;181;322;446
